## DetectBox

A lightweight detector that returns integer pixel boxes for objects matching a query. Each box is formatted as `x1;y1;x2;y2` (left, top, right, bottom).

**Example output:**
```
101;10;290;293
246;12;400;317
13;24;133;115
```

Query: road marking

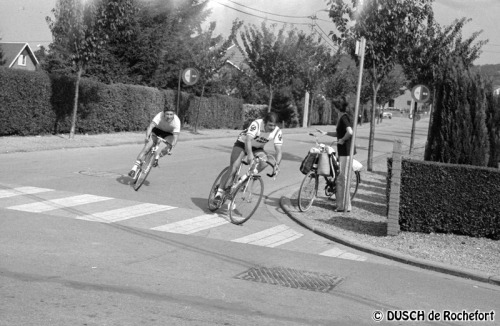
232;224;303;248
7;194;112;213
75;203;176;223
320;247;367;261
151;214;228;234
0;186;53;198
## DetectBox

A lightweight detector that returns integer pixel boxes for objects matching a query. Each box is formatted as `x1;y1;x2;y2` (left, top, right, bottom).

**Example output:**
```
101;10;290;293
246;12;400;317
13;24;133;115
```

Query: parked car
382;111;392;119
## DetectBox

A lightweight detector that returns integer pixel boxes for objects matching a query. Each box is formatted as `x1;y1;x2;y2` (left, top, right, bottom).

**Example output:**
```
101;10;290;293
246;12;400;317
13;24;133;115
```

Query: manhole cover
235;266;343;293
78;171;123;178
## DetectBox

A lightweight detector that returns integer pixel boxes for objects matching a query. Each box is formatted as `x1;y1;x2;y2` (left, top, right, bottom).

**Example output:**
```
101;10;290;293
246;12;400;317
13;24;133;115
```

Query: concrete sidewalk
278;153;500;287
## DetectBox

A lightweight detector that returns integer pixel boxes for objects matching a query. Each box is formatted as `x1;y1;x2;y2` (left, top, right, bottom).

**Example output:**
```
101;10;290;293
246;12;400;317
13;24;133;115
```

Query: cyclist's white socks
131;160;141;171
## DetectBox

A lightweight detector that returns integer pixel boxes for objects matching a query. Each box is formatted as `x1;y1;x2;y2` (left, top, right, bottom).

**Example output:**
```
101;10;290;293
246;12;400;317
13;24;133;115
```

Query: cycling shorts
234;140;266;156
152;127;173;140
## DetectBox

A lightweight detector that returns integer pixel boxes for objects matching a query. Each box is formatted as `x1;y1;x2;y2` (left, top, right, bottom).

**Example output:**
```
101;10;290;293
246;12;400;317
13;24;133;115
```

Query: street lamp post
343;0;366;211
344;37;365;211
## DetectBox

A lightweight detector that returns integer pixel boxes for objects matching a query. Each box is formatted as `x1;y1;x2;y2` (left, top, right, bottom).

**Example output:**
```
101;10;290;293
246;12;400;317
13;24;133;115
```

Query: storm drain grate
78;171;123;178
234;266;343;293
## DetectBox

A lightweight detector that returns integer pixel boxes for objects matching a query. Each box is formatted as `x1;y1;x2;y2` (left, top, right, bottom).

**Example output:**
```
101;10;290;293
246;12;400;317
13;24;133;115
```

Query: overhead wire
212;0;338;50
212;0;311;26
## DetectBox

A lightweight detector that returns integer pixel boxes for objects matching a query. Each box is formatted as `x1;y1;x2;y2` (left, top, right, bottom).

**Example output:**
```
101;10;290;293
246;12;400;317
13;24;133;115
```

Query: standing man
316;97;354;212
128;104;180;178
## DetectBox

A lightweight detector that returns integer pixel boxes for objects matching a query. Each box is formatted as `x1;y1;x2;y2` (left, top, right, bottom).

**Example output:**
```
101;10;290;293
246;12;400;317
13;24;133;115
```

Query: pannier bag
299;152;319;175
316;153;331;176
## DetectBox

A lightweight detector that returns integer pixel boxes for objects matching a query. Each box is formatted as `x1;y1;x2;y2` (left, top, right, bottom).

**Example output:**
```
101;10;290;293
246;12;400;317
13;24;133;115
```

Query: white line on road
231;224;303;248
320;247;367;261
0;186;53;198
7;194;112;213
76;203;177;223
151;214;228;234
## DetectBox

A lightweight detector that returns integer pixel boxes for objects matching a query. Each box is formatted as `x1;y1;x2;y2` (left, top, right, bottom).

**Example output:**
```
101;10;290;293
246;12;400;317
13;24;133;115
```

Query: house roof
225;43;247;70
0;42;39;68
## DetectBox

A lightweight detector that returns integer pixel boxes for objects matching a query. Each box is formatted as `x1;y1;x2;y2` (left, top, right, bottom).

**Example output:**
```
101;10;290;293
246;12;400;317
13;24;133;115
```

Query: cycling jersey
236;119;283;149
152;112;181;134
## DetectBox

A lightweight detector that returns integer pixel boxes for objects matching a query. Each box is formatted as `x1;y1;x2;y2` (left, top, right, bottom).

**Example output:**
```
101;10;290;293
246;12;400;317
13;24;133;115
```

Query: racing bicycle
298;133;362;212
131;136;171;191
207;155;278;225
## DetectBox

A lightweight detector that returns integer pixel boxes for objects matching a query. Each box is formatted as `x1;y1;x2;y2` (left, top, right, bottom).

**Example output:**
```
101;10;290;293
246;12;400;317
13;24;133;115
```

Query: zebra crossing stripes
7;194;112;213
0;185;368;262
0;186;53;198
232;224;303;248
151;214;228;234
75;203;176;223
320;247;367;261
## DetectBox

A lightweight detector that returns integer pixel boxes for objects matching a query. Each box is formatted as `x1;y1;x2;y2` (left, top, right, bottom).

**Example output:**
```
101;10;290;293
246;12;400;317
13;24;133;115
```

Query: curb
280;195;500;287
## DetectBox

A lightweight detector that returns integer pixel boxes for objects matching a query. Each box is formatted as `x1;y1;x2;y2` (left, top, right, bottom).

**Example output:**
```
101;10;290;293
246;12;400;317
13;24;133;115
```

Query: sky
0;0;499;66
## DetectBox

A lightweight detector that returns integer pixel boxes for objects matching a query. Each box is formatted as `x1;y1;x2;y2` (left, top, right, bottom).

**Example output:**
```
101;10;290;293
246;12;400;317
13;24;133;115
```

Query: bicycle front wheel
133;150;155;191
207;166;230;212
228;176;264;225
298;170;318;212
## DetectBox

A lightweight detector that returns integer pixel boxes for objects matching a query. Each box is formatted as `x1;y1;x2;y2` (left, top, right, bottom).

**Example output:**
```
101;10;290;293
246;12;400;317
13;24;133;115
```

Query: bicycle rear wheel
228;176;264;225
207;166;230;212
350;171;360;200
133;150;155;191
298;170;318;212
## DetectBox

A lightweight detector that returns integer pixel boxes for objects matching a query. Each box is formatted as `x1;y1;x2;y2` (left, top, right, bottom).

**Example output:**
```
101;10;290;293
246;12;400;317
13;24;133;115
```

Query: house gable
0;42;39;71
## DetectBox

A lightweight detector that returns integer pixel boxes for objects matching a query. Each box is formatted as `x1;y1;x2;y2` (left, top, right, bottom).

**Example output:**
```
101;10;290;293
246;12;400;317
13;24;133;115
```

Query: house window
18;55;26;66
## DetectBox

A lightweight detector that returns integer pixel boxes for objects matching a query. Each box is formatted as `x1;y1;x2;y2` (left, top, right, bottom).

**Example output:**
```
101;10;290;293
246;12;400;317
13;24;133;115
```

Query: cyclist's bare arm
145;122;156;143
245;134;254;164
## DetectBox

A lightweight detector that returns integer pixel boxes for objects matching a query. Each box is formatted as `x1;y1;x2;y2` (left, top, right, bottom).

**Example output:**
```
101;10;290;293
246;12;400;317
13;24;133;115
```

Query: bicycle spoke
298;171;318;212
207;166;230;212
229;177;264;224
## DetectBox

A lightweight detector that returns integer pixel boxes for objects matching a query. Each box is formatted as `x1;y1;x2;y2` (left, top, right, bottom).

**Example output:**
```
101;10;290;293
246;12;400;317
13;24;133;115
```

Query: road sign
411;84;431;103
182;68;199;86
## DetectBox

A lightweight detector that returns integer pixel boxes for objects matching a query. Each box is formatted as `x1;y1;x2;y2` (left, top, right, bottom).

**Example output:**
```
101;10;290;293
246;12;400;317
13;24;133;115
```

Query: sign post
176;67;200;114
409;84;431;153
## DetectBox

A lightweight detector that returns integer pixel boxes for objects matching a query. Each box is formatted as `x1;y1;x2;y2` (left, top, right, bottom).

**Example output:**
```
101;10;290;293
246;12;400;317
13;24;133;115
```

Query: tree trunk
308;93;315;127
194;83;206;133
69;65;83;139
268;85;273;113
424;88;437;161
367;83;380;172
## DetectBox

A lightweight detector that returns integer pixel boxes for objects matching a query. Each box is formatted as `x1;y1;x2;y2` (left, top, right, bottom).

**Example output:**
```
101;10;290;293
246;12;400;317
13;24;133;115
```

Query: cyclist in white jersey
128;105;181;178
215;112;283;201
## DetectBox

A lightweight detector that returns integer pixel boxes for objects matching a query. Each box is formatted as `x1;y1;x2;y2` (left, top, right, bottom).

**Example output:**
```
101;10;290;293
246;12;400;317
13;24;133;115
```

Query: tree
184;20;243;132
46;0;136;138
397;16;487;160
292;31;342;126
427;57;489;166
328;0;433;171
239;22;297;112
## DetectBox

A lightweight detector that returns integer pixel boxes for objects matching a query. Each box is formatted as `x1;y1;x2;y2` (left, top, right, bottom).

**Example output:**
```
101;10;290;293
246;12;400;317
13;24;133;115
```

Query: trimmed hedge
387;157;500;240
0;68;245;136
0;68;54;135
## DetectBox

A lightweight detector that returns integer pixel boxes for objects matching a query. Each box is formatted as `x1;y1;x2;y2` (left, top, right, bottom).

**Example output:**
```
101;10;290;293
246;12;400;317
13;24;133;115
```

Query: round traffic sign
182;68;199;86
411;84;431;103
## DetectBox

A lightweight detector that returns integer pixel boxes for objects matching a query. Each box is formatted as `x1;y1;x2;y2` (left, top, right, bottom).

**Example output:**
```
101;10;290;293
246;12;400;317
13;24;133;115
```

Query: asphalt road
1;116;498;325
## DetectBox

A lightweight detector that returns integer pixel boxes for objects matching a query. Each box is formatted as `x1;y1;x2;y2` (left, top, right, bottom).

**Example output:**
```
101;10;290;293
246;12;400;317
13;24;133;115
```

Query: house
0;42;39;71
223;43;247;71
384;88;429;114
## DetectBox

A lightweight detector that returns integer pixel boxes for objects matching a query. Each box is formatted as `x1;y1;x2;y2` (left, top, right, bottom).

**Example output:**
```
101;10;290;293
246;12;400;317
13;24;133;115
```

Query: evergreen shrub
0;68;53;135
